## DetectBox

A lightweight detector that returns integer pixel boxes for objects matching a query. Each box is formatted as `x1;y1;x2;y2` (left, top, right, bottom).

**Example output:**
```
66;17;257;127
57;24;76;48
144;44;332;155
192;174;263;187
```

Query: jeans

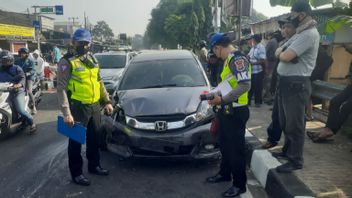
26;79;35;107
10;91;33;125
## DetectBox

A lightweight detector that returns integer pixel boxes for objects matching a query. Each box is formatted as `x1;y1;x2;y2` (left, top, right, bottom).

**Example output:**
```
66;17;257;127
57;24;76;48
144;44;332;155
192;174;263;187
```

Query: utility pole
84;12;87;29
32;6;41;51
214;0;220;32
237;0;242;42
68;17;79;34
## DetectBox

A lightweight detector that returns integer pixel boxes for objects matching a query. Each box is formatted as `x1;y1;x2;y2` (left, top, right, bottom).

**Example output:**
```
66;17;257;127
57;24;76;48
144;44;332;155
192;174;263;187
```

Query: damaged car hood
118;87;209;117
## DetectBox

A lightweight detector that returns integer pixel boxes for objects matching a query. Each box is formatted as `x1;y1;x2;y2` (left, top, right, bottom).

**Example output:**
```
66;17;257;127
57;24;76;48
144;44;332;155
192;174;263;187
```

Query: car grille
135;114;186;122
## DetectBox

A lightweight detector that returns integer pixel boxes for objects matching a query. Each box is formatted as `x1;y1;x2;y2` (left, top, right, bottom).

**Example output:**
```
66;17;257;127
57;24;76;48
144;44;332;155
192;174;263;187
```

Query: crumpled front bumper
103;117;220;160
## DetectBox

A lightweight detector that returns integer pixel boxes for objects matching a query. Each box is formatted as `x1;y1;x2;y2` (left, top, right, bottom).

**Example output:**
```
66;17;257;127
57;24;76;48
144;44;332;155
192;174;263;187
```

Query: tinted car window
119;59;207;90
95;55;126;69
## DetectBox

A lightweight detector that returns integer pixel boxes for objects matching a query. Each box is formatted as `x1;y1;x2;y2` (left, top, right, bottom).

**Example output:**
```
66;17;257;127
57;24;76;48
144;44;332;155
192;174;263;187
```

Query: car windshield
95;54;126;69
119;59;207;90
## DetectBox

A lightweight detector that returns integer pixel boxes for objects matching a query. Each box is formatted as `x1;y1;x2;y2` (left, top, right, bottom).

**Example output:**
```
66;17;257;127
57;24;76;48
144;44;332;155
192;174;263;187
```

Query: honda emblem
155;121;167;132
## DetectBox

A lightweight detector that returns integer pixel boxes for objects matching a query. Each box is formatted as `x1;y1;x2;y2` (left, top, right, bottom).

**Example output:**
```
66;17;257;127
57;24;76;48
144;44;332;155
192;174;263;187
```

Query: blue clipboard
57;116;86;144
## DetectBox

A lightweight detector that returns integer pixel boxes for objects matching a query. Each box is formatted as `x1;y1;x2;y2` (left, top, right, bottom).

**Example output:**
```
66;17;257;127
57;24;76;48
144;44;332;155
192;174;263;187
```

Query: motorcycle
0;83;30;137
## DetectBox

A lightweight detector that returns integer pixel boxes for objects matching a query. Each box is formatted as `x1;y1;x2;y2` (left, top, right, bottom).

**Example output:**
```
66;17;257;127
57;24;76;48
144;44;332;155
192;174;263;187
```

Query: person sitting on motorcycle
0;50;37;133
15;48;37;115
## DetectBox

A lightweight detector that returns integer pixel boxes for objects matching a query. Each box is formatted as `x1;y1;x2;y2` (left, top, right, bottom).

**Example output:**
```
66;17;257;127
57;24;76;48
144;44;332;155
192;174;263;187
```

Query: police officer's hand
64;115;75;127
209;95;222;106
105;104;113;115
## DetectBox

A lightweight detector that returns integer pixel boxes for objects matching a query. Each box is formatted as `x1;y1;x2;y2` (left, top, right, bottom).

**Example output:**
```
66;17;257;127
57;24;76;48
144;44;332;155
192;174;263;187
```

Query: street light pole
68;17;79;34
237;0;242;42
32;6;41;51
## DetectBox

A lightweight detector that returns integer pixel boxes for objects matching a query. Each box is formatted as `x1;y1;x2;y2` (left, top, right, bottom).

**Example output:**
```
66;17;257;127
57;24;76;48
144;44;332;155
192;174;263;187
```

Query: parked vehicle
103;50;220;160
94;51;136;97
0;83;30;137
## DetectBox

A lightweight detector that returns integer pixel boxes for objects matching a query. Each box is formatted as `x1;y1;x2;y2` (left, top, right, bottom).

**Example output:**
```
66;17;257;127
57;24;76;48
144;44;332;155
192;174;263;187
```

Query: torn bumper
106;118;220;160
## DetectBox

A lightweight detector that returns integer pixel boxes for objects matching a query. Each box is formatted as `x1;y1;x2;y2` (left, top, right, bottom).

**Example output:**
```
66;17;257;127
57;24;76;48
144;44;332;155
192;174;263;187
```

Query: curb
245;130;315;198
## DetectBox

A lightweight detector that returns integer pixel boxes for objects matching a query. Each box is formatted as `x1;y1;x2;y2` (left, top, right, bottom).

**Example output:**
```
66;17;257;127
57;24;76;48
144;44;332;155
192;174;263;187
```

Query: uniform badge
234;59;246;72
61;65;67;72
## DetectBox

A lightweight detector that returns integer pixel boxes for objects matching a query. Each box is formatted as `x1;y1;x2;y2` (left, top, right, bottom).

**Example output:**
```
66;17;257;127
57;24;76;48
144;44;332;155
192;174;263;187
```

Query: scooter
0;83;30;137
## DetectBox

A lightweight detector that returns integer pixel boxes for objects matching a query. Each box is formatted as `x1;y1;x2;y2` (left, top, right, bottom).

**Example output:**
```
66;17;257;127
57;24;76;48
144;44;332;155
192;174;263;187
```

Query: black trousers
267;93;283;144
326;84;352;133
217;106;249;189
249;71;264;105
68;100;101;178
277;76;311;166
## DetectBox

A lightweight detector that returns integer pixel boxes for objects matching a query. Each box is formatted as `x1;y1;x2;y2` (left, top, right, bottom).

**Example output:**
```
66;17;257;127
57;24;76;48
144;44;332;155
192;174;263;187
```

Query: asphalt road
0;93;268;198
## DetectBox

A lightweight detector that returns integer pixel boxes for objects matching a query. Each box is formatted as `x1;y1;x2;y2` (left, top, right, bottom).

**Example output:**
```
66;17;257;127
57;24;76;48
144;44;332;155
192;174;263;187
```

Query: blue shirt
0;65;25;92
53;47;62;63
248;43;266;74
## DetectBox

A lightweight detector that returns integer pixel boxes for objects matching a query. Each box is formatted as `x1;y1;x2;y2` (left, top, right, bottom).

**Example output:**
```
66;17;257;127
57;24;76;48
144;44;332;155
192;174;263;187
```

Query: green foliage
92;21;114;42
269;0;348;8
145;0;212;49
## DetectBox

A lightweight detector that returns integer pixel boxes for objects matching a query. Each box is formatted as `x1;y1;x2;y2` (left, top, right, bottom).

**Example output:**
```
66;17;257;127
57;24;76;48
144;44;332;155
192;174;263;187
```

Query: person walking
57;28;113;186
205;33;251;197
274;1;320;173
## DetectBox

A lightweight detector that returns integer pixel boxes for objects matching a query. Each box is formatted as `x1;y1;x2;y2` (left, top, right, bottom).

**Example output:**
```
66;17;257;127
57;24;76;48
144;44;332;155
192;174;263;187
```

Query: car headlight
125;116;155;130
185;101;214;125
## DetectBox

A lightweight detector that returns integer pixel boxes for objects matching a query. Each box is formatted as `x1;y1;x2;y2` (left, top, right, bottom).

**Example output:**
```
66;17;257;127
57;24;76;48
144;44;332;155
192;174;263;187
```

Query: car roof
132;50;195;63
94;51;128;56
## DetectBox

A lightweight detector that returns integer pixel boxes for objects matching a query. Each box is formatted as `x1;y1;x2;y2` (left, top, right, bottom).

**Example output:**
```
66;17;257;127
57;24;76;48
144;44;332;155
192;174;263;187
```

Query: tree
91;21;114;42
145;0;213;49
269;0;347;8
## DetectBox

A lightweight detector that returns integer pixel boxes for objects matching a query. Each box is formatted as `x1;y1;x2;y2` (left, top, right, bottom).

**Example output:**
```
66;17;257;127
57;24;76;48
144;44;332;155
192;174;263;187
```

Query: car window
119;59;207;90
95;54;126;69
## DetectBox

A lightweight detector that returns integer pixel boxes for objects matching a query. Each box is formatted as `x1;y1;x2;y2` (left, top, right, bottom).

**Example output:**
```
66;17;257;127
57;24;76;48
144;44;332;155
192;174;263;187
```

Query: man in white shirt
32;50;45;89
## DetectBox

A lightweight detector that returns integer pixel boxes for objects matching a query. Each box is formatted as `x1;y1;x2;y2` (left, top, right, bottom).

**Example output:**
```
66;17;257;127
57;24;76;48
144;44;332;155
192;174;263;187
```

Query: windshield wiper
141;84;177;89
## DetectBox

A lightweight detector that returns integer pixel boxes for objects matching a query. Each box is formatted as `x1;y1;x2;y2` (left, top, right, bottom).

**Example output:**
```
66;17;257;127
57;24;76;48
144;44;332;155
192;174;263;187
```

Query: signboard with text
38;5;63;15
0;23;35;38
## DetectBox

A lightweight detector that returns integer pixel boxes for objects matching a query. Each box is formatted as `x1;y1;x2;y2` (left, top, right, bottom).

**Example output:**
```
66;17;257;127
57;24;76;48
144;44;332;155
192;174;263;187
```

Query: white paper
210;80;232;96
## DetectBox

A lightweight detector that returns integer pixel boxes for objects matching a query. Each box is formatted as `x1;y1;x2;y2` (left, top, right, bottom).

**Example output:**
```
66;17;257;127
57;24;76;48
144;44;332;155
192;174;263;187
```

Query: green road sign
40;7;54;13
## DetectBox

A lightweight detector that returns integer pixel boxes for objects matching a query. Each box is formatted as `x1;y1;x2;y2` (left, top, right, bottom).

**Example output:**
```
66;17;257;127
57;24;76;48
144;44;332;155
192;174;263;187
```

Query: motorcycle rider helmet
0;50;14;66
18;47;29;55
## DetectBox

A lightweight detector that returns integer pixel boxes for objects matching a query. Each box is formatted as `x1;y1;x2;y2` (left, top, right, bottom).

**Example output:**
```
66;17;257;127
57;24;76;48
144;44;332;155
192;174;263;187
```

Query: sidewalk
247;104;352;198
